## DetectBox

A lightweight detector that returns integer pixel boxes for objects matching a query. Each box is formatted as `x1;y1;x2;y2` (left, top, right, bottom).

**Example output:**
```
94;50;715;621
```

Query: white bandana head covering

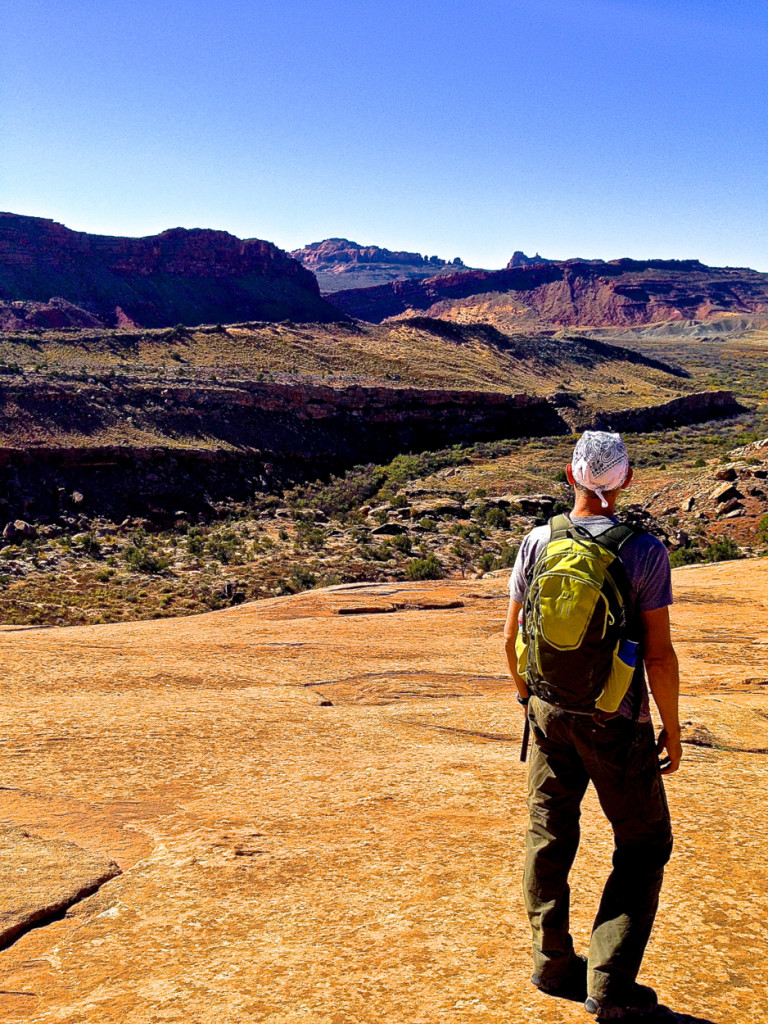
571;430;629;508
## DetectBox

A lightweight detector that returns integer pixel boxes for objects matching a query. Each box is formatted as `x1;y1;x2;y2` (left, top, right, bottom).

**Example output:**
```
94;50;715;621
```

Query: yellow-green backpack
516;514;642;714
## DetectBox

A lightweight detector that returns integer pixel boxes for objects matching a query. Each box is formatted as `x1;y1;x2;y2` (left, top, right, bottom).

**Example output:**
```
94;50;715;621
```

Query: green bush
206;530;245;564
123;545;168;574
390;534;412;554
294;526;326;550
289;566;317;591
186;527;206;556
484;507;510;530
80;533;102;558
669;546;704;568
291;464;386;519
669;536;742;568
758;513;768;545
497;543;519;567
705;537;742;562
405;554;444;580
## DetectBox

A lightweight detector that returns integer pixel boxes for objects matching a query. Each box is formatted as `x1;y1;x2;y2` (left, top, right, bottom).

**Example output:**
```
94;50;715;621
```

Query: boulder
408;501;466;520
718;498;743;516
714;466;737;481
711;483;741;504
3;519;37;541
371;522;408;536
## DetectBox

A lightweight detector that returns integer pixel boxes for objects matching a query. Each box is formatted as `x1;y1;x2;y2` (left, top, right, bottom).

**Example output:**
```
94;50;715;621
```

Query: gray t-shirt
509;514;673;721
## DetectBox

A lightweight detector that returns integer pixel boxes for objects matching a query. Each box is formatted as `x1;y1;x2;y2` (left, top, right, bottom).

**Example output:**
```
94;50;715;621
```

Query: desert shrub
123;545;168;574
405;554;444;580
390;534;412;554
693;457;706;468
80;533;102;558
476;542;519;573
704;537;742;562
757;513;768;545
289;566;317;591
484;507;510;530
367;543;393;561
206;530;245;564
417;517;438;531
669;546;704;568
292;464;386;519
669;537;741;567
497;543;519;567
294;526;327;550
456;524;485;544
186;527;206;555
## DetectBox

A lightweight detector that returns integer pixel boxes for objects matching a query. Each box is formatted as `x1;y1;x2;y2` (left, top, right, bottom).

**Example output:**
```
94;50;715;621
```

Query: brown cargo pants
524;696;673;1003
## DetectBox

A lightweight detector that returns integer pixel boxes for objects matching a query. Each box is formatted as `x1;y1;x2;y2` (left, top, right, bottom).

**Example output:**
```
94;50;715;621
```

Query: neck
571;493;618;518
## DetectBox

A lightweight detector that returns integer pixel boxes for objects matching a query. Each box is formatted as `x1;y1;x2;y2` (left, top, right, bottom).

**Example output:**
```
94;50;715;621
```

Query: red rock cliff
0;213;338;327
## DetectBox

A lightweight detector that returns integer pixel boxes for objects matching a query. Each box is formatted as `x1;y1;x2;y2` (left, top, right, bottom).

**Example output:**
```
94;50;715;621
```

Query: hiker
504;430;681;1021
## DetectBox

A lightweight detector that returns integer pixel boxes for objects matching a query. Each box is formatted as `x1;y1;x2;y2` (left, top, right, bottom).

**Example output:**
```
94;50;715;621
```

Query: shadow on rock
655;1010;719;1024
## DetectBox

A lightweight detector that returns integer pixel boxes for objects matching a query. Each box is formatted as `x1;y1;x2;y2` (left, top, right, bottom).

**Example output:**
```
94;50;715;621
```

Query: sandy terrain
0;561;766;1023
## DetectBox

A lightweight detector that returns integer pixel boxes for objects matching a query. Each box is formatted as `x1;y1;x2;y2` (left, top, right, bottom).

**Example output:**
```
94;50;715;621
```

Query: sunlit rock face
327;256;768;326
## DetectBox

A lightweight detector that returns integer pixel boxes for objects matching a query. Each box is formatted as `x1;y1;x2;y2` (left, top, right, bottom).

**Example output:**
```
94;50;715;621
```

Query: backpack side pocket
595;639;638;712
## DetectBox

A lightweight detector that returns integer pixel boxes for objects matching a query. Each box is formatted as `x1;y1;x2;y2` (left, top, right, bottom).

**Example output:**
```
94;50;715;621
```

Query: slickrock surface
0;828;120;948
0;561;766;1022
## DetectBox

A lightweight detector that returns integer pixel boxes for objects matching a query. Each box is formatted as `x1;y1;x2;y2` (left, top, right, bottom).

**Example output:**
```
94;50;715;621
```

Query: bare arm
641;605;682;774
503;598;529;710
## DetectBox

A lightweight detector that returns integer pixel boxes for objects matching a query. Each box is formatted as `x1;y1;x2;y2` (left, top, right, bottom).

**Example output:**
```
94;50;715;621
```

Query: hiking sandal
585;982;659;1019
531;953;587;1002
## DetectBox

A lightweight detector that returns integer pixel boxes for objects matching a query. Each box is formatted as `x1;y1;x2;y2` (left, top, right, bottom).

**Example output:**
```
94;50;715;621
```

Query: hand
657;728;682;775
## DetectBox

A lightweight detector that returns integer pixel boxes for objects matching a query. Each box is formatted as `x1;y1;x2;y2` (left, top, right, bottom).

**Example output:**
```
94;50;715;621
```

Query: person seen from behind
504;430;682;1021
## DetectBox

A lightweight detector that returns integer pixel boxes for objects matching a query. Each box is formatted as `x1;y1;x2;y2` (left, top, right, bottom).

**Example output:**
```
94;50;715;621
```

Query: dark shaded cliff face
327;258;768;327
0;376;743;520
0;213;339;327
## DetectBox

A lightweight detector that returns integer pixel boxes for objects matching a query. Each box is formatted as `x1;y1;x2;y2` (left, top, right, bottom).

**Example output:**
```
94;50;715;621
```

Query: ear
621;467;634;490
566;464;576;486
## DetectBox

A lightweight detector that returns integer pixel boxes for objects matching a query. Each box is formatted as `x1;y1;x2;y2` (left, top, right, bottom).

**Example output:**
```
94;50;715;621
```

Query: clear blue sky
2;0;767;270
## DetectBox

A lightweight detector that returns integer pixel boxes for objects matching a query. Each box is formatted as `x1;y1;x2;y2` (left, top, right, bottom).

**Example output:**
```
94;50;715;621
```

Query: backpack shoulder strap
548;513;573;541
596;521;642;554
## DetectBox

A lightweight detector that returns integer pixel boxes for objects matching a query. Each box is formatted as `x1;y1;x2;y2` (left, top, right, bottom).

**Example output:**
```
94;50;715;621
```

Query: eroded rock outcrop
327;257;768;327
0;213;338;327
291;238;468;293
0;377;743;519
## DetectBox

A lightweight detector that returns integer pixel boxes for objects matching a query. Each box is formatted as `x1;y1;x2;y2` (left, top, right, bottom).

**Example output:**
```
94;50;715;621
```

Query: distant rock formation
290;238;469;293
0;213;339;328
507;251;557;268
327;257;768;328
